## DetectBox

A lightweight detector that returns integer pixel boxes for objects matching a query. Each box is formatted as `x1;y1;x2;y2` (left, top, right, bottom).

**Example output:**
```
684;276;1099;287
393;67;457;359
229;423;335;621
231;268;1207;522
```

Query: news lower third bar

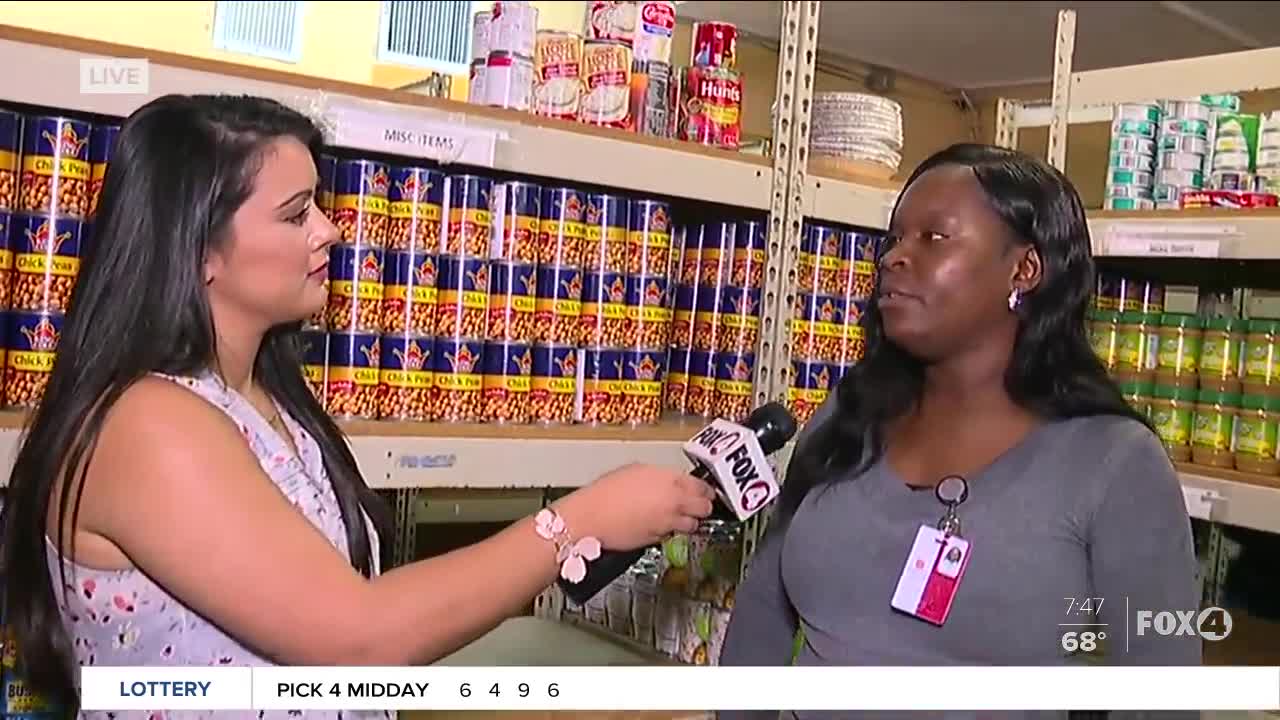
81;666;1280;712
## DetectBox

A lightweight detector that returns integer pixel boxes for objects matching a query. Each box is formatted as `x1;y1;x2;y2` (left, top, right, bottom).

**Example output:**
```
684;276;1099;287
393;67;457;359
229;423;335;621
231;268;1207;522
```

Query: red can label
681;66;743;150
692;21;737;70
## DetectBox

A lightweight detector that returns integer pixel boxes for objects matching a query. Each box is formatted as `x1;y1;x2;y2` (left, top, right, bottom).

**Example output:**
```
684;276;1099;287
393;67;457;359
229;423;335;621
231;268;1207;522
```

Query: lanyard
934;474;969;538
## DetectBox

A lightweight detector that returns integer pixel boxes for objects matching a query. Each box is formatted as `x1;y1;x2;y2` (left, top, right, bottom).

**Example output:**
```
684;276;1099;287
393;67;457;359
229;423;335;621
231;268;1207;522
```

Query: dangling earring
1007;288;1021;311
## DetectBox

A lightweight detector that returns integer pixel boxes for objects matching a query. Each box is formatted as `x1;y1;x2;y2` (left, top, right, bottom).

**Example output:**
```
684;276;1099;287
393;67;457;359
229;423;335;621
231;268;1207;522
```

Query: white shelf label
323;100;499;167
1101;222;1237;258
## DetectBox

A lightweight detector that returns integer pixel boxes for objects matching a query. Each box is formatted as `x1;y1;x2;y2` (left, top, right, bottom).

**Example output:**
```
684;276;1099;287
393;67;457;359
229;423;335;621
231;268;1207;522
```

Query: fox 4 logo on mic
1135;606;1233;642
682;418;779;521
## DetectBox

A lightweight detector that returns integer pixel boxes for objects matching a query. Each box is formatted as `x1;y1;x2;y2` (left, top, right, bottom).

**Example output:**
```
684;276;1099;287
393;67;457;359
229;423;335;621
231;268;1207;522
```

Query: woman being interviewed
720;145;1200;705
0;94;714;713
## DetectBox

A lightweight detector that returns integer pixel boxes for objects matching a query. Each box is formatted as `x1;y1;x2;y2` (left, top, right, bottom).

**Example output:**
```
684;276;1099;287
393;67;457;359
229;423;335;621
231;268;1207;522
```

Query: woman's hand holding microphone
553;463;717;551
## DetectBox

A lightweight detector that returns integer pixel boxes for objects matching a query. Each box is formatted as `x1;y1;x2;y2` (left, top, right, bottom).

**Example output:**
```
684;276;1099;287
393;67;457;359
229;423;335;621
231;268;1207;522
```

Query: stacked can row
663;219;767;423
0;110;120;221
299;330;670;426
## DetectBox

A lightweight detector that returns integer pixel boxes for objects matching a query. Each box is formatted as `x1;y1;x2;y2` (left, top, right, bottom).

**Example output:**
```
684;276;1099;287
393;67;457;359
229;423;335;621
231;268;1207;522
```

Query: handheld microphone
556;402;798;606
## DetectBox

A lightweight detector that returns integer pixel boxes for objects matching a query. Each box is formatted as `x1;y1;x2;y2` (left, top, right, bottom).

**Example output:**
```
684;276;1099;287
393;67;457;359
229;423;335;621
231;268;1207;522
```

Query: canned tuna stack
324;159;388;420
676;19;743;150
809;92;904;174
788;223;882;425
475;1;538;112
1107;103;1160;211
1153;99;1211;209
434;174;494;423
379;166;443;422
5;114;96;410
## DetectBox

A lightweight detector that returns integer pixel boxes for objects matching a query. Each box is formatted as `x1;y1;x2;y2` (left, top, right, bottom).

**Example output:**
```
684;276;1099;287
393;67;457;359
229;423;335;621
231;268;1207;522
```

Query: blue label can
582;193;629;273
531;343;577;424
387;166;445;253
578;347;624;425
20;116;92;219
9;213;83;314
492;181;541;265
444;173;493;259
378;334;434;420
481;340;533;424
332;159;390;247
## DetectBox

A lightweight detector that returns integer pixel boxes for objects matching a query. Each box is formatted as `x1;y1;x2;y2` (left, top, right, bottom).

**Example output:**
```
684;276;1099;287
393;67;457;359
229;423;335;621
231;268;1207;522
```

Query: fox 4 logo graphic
1135;606;1233;641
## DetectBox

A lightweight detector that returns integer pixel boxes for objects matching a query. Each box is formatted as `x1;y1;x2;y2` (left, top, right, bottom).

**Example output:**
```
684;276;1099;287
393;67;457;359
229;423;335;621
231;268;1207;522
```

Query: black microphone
556;402;798;606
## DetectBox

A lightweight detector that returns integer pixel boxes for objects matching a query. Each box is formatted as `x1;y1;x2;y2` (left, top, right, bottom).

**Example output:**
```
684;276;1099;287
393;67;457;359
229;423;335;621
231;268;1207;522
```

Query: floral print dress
44;371;392;720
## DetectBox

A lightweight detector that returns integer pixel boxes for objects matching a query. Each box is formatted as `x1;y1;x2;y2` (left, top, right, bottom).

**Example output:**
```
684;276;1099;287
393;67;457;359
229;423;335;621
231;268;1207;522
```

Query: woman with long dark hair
0;94;714;714
720;145;1200;706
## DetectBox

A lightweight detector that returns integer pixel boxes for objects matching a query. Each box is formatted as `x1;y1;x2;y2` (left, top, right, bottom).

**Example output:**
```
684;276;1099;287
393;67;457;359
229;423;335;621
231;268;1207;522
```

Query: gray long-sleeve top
719;402;1202;720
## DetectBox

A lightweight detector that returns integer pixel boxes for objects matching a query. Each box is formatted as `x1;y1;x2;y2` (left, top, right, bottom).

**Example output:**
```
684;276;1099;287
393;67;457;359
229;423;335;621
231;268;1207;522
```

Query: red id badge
890;525;972;626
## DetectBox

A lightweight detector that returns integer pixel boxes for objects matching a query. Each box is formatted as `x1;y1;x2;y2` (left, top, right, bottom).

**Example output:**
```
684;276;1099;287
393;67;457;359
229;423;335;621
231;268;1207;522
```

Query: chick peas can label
379;335;433;389
20;116;92;217
533;344;578;396
432;338;484;392
299;329;328;388
333;159;391;215
7;312;61;374
327;332;381;388
482;341;533;396
11;214;82;277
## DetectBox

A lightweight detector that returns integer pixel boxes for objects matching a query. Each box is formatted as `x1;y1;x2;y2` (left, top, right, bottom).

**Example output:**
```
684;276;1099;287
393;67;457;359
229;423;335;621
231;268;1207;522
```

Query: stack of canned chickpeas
299;153;757;427
0;109;120;411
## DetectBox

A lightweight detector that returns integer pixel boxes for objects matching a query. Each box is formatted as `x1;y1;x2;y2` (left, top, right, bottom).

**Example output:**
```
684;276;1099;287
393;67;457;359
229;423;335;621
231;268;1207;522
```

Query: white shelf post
1047;9;1077;171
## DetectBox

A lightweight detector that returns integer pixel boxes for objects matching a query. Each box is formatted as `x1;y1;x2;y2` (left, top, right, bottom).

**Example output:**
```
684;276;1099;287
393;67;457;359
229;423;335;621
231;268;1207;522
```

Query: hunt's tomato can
679;66;743;150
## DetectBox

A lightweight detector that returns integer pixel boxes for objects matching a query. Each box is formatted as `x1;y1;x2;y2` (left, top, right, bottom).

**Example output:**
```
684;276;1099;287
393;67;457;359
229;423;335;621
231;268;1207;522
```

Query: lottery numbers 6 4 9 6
459;682;559;699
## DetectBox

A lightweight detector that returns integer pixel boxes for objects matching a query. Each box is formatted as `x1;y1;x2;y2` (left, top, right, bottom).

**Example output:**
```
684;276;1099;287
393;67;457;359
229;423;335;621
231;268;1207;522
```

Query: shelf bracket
1047;9;1077;170
994;98;1022;150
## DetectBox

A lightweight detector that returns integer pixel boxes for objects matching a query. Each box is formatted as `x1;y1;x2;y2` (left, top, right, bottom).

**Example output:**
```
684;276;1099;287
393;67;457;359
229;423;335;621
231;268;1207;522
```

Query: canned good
1113;119;1158;138
582;193;628;272
18;116;92;219
533;265;583;345
4;311;59;408
485;51;535;112
444;174;493;258
634;1;676;64
378;334;434;421
1160;134;1210;155
9;213;81;313
1160;151;1207;172
1095;275;1164;314
625;273;673;349
792;293;845;362
578;347;624;425
532;343;577;424
697;221;734;288
628;198;673;277
332;159;390;248
325;331;381;420
1156;168;1205;189
1162;99;1213;122
788;358;834;425
665;346;691;413
631;60;674;139
1104;197;1156;211
840;299;870;365
718;286;760;354
679;66;743;150
679;224;704;285
1211;170;1252;192
326;245;384;333
1213;150;1251;172
87;124;120;217
382;250;437;336
579;40;633;129
435;256;489;339
731;220;767;290
316;154;337;219
539;187;586;267
432;337;484;423
1109;151;1156;172
1111;135;1155;156
581;270;628;347
1163;118;1210;138
797;223;845;295
472;11;493;61
1115;103;1160;123
692;21;737;69
692;285;724;352
489;0;537;57
844;230;880;298
487;260;536;342
0;212;13;310
585;0;636;43
1107;183;1154;200
622;347;666;425
481;340;533;424
671;284;696;349
0;110;18;211
1108;169;1153;187
533;31;584;120
468;59;488;105
387;166;444;253
296;329;327;404
686;349;717;417
714;350;754;422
